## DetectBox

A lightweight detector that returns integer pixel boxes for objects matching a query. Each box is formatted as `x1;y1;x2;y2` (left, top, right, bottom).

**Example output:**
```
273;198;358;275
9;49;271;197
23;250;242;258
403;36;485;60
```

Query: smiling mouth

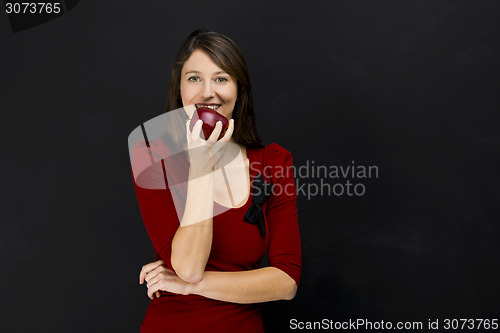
195;103;221;111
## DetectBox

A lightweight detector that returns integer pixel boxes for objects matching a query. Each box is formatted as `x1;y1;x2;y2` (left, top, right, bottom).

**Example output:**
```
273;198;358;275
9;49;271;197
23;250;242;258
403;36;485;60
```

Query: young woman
131;30;301;332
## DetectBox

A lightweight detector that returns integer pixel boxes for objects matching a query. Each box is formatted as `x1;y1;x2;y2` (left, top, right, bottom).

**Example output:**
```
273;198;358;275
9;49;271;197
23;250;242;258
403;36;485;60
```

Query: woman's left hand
139;259;195;299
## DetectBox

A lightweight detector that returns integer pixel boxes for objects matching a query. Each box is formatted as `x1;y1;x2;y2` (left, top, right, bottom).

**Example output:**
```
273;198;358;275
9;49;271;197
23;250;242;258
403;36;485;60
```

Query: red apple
189;107;229;140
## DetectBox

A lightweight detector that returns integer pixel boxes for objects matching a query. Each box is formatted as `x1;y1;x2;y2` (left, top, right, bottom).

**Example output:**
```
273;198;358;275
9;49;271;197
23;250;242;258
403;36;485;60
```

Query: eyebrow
184;70;229;76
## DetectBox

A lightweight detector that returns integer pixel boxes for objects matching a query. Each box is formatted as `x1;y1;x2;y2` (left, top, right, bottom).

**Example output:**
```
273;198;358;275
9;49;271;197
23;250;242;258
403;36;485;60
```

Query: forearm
171;171;214;283
191;267;297;304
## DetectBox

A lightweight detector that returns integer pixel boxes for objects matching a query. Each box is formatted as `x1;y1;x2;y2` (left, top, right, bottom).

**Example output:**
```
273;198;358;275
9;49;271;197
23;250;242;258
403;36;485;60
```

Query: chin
219;110;232;119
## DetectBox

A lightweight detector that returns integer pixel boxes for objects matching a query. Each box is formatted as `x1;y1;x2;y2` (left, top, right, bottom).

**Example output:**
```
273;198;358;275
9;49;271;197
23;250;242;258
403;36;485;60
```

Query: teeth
198;104;220;110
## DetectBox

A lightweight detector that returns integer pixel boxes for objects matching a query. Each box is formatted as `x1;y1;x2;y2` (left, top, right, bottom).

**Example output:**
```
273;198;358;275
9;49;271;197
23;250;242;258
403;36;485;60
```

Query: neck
216;143;244;169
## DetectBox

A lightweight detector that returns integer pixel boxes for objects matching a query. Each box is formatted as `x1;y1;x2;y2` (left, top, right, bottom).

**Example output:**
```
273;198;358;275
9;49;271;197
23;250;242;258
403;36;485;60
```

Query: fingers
220;119;234;143
148;281;160;299
190;119;204;142
144;266;162;286
146;270;164;289
139;260;164;284
146;268;174;286
185;119;192;143
145;264;174;284
144;269;192;299
186;119;203;143
146;271;173;299
210;119;234;156
188;118;232;144
207;121;223;143
146;271;167;299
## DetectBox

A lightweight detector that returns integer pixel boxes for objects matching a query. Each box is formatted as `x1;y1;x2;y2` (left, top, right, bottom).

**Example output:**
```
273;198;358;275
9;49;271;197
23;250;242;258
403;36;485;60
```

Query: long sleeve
264;143;302;286
131;139;187;272
133;181;179;272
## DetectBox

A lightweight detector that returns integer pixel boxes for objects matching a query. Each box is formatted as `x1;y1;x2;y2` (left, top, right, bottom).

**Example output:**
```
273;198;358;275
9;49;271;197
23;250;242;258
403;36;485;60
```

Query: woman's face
180;49;238;119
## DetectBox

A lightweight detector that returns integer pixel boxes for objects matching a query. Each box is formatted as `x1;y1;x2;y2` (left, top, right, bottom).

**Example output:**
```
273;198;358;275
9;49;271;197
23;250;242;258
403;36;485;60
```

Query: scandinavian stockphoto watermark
289;318;500;330
249;160;379;199
129;107;380;223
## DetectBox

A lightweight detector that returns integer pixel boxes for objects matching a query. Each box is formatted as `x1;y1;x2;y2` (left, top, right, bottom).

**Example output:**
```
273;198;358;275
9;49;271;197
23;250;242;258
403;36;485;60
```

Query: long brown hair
164;30;263;148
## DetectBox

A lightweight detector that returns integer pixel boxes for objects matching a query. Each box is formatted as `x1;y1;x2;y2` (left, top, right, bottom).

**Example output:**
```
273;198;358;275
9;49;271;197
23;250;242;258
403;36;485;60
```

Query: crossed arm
139;260;297;303
132;136;300;304
138;170;298;303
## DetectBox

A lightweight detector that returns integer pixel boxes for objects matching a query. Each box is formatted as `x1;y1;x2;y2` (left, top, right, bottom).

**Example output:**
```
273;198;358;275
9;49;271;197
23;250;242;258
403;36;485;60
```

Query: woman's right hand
139;259;195;299
185;117;234;178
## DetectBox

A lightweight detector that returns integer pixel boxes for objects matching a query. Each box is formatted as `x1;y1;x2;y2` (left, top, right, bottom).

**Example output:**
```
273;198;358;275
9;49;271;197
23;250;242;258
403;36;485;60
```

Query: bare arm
170;119;235;283
170;171;214;283
142;262;297;303
192;267;297;303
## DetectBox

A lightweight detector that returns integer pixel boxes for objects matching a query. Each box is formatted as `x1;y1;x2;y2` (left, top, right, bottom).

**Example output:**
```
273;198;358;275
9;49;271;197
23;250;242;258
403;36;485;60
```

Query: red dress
131;140;302;333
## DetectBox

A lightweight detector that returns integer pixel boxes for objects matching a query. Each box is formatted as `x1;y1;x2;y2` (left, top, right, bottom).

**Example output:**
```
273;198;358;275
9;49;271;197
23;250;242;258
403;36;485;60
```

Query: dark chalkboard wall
1;1;499;332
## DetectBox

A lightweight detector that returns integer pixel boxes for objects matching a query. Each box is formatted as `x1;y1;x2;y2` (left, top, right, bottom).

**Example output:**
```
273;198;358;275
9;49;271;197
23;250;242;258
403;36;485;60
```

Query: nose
202;81;215;99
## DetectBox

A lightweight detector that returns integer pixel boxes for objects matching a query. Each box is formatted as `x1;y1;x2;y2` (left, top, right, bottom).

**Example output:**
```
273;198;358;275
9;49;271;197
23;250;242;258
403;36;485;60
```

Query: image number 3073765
4;0;79;32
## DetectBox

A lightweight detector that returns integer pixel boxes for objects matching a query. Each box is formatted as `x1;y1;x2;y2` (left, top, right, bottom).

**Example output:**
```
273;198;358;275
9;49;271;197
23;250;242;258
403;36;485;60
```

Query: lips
195;103;221;111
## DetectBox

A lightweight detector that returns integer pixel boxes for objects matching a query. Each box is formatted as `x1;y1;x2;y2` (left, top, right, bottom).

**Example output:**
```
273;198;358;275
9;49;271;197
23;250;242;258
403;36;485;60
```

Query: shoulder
251;143;295;186
263;143;293;167
130;139;178;188
131;138;171;158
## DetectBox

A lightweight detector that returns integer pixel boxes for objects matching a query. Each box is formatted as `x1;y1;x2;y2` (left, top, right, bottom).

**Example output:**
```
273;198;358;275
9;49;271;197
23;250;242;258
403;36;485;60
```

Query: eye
215;77;228;83
188;76;200;82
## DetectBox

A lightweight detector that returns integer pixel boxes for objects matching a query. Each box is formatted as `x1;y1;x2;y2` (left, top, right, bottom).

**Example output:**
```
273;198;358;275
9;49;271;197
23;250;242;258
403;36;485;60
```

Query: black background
1;1;500;332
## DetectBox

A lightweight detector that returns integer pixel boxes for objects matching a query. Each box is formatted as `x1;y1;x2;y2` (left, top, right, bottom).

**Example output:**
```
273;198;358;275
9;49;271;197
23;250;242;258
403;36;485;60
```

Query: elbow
171;259;204;284
177;269;204;284
272;267;299;300
283;281;298;300
278;271;298;300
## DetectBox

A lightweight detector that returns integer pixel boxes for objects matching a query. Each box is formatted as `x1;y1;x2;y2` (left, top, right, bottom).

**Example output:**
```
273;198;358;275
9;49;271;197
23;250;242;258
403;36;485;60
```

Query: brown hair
164;30;263;148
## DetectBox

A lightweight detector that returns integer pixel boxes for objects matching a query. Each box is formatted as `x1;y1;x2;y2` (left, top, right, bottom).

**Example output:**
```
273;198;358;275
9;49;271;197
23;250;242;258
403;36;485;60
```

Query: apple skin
189;107;229;140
